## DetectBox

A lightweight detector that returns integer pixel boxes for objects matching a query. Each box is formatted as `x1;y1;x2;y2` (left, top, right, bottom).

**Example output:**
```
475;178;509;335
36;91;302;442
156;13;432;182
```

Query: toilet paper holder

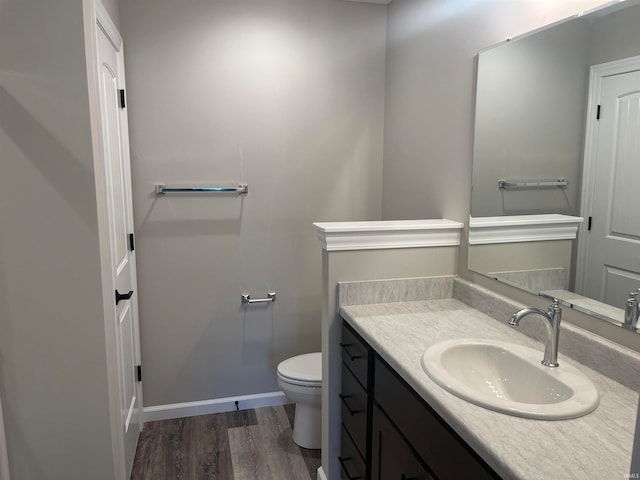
241;292;276;304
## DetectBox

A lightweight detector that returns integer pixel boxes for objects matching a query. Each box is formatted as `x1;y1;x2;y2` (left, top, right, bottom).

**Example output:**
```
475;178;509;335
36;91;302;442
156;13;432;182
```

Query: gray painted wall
468;241;572;290
471;2;640;218
382;0;610;222
472;19;590;217
590;3;640;65
0;0;116;478
119;0;387;407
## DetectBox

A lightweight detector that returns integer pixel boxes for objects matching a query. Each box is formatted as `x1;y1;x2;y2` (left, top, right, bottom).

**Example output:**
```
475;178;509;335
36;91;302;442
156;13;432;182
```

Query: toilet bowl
277;352;322;449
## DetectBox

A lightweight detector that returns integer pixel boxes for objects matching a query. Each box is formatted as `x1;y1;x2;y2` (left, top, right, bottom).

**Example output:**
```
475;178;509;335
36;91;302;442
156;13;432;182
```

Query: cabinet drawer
341;363;368;458
375;357;499;480
340;425;366;480
341;322;369;389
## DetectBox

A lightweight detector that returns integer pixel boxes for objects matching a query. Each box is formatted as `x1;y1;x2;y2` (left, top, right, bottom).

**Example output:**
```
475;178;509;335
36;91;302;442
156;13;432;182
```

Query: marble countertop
340;298;640;480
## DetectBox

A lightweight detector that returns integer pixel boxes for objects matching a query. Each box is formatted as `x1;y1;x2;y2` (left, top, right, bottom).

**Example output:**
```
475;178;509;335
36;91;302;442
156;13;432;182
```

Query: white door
580;66;640;307
95;5;142;477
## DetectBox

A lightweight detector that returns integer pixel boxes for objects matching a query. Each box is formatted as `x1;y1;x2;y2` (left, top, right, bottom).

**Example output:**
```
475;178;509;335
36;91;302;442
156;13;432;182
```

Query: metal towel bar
241;292;276;304
155;184;248;195
498;178;568;190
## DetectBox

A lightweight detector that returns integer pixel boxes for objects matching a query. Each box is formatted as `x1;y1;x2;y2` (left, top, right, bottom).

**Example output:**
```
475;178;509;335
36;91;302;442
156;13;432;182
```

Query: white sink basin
421;339;599;419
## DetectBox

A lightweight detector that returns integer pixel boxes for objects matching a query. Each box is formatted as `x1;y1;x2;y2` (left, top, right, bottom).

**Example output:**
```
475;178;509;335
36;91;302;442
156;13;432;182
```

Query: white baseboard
317;466;328;480
143;391;288;422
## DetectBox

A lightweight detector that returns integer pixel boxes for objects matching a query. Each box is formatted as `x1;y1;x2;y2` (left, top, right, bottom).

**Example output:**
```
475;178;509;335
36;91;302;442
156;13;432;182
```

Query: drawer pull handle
339;342;364;361
401;475;418;480
338;456;363;480
339;394;362;416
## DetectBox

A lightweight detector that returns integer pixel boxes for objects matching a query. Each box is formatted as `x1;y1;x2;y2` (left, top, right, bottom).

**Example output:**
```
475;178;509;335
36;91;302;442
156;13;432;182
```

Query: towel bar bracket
241;292;276;305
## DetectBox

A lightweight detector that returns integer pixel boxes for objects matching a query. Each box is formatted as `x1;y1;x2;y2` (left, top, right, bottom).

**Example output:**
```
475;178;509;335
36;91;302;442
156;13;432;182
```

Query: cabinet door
371;405;435;480
375;357;498;479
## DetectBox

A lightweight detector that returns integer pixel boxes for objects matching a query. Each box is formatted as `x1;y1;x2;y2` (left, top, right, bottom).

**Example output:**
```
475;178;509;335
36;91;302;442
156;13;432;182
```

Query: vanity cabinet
340;320;500;480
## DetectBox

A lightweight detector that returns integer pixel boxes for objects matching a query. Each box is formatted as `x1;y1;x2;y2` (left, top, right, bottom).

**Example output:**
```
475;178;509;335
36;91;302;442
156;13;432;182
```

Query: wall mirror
469;0;640;328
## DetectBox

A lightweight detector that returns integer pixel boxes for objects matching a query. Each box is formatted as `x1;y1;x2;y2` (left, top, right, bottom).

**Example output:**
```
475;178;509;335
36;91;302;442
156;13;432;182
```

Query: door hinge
119;89;126;109
136;365;142;382
115;289;134;305
128;233;135;251
596;104;601;120
588;216;593;231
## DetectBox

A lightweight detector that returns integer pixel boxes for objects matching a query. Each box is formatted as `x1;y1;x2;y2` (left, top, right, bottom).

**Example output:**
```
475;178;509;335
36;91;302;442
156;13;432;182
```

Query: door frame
575;54;640;296
82;1;143;478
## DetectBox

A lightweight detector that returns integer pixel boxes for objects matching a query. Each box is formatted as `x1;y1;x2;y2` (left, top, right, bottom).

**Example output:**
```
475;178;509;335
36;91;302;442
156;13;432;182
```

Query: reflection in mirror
469;0;640;328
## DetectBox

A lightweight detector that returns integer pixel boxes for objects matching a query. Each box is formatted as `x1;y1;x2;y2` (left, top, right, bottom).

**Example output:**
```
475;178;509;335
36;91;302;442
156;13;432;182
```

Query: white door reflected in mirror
577;63;640;307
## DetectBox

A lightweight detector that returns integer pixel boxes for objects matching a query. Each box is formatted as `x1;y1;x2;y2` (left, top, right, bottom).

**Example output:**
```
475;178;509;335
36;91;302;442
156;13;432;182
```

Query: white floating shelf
469;214;584;245
313;219;464;251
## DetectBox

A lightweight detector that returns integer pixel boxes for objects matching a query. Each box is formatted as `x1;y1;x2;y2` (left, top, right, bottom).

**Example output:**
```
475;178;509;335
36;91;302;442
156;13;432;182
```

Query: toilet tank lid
277;352;322;383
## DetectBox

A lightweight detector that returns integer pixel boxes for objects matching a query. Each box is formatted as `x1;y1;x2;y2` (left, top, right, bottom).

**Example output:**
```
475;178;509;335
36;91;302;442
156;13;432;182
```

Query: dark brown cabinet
340;425;366;480
341;364;368;457
340;322;370;388
340;322;373;480
340;320;500;480
371;403;436;480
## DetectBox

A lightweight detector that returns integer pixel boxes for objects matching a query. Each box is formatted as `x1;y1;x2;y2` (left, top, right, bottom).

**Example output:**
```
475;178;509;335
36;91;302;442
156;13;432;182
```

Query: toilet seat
277;352;321;387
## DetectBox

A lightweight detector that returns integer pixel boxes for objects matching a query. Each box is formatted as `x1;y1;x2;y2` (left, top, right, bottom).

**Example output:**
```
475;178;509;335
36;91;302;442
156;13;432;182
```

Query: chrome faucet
509;299;562;368
624;291;638;332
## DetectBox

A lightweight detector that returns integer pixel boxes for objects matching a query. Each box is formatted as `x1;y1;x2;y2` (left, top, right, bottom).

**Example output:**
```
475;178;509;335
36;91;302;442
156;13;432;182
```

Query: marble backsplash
338;275;454;307
490;267;566;291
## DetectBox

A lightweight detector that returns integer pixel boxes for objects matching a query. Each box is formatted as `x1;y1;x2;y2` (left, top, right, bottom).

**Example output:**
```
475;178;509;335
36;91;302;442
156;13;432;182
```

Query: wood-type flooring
130;404;320;480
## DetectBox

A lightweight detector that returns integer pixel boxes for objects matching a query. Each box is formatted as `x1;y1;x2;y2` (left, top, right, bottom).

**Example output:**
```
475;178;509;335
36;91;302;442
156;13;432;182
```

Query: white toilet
277;352;322;449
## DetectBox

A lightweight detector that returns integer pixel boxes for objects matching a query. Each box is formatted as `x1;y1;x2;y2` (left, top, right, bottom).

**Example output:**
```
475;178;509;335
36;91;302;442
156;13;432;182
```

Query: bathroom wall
120;0;387;408
467;241;572;291
472;19;591;217
0;0;117;477
382;0;611;223
471;2;640;218
590;3;640;65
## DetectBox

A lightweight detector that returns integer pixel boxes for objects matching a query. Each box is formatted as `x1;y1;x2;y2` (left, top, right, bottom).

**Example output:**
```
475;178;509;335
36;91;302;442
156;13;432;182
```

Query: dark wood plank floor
131;404;320;480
